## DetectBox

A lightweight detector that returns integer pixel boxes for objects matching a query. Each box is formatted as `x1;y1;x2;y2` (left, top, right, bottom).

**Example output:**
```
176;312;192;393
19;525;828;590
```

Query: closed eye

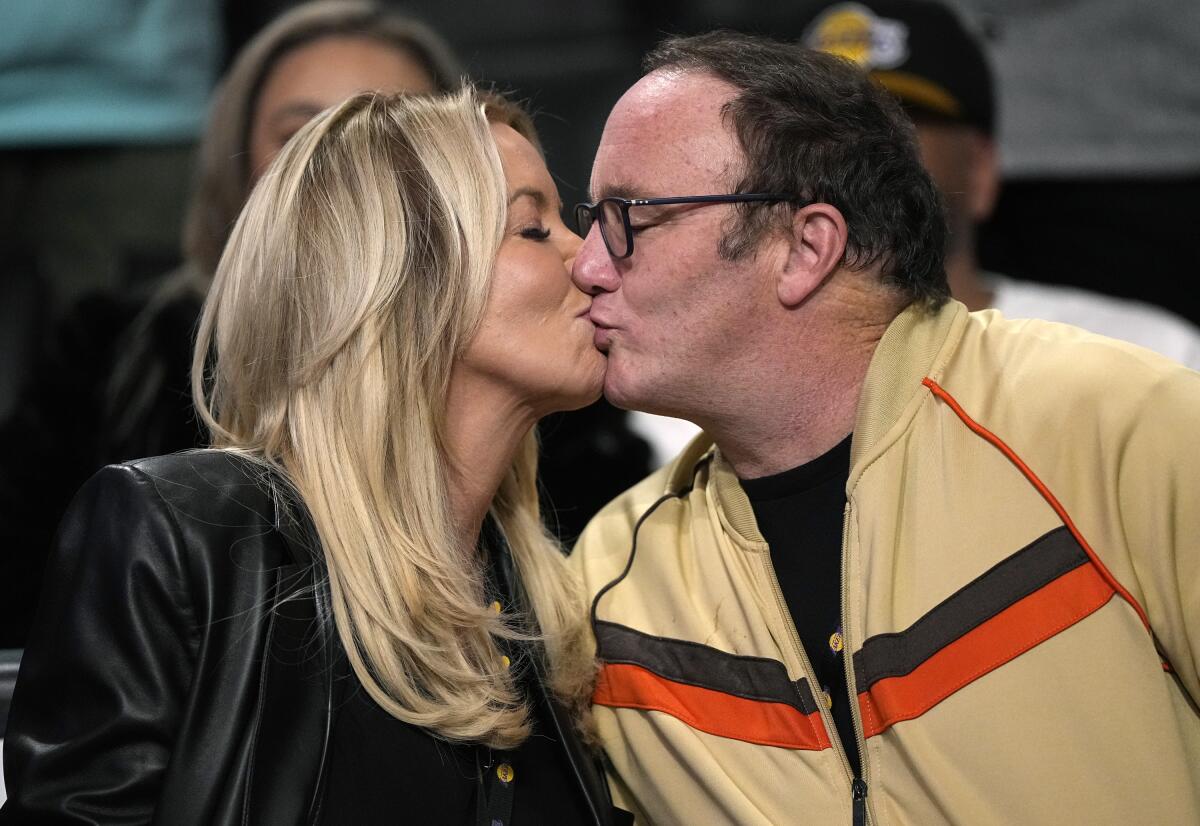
519;226;551;241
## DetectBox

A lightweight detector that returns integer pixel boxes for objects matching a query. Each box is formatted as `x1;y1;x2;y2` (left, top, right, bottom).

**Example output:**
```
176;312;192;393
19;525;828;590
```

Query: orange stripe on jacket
858;561;1115;738
594;662;832;751
922;377;1152;634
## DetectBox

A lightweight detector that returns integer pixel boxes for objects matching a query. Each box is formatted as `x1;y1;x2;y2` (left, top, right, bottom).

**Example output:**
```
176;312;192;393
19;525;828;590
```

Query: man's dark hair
645;31;949;309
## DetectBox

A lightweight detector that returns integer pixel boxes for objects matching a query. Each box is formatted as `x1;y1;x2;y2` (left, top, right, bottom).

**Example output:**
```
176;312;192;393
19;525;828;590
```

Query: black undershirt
740;434;861;778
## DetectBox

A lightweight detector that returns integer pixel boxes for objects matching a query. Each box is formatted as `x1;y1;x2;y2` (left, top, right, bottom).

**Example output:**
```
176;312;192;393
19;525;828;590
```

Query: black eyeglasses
574;194;794;259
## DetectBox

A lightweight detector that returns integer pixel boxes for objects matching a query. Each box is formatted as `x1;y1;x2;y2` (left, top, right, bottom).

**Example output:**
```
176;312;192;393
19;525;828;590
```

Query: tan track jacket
572;301;1200;825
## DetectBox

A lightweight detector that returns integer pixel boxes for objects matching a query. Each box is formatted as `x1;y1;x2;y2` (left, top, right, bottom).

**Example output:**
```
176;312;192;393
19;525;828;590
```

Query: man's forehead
591;70;741;198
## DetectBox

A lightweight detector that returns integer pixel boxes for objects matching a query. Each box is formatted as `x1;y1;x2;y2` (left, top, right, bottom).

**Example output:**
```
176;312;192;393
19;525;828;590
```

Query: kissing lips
587;308;616;353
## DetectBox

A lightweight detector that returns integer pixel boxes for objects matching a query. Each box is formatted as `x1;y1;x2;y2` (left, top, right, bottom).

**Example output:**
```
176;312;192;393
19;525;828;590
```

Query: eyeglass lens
599;200;628;258
575;204;593;238
576;200;634;258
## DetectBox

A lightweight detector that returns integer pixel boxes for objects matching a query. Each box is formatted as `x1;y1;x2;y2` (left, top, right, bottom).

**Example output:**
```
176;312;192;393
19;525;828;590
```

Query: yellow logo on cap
803;3;910;70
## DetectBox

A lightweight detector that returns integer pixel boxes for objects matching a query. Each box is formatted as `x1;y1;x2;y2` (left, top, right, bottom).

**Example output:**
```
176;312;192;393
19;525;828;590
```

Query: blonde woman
2;90;627;826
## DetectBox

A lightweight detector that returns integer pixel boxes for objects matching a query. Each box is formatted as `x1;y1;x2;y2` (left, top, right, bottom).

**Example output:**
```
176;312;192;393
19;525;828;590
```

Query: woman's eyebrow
509;186;564;213
508;186;548;208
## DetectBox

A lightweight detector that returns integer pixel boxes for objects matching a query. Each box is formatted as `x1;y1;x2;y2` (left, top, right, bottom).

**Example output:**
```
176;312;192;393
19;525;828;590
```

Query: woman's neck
442;377;538;551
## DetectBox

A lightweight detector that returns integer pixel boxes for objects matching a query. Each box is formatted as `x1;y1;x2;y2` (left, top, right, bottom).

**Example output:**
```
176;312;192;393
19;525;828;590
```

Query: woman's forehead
491;122;558;205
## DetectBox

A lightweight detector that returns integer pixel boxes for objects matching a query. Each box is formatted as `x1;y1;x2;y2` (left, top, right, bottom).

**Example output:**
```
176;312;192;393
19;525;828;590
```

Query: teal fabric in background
0;0;222;146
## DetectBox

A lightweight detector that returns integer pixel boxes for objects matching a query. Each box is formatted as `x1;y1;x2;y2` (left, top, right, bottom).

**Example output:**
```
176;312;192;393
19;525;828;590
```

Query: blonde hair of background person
192;88;593;748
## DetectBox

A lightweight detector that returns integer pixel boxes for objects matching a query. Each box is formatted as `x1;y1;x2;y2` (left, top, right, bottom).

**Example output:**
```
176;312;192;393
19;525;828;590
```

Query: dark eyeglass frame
574;194;795;259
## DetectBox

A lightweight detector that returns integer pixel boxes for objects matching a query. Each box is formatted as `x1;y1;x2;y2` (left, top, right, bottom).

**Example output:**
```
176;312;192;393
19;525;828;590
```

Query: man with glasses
569;30;1200;826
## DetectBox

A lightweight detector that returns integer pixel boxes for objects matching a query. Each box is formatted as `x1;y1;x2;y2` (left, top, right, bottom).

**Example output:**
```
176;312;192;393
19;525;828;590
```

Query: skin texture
446;123;600;537
247;35;437;180
573;69;901;477
913;118;999;311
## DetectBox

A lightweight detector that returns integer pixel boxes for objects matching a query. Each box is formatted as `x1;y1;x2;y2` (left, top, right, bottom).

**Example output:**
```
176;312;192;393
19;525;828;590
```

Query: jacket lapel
243;492;339;826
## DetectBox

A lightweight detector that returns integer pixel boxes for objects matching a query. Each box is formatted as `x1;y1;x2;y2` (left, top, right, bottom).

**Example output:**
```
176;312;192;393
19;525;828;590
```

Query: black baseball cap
798;0;995;135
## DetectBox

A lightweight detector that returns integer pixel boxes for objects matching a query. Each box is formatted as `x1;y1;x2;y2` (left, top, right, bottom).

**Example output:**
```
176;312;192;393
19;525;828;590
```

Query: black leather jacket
1;451;621;825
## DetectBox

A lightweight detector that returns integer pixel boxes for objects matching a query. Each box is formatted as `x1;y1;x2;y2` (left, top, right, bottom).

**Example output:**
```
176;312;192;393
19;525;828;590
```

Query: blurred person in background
960;0;1200;328
2;88;626;826
0;0;462;648
0;0;222;413
800;0;1200;370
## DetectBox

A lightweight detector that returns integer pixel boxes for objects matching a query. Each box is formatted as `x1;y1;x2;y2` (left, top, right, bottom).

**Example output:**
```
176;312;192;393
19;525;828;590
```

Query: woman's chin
558;381;605;413
582;354;609;404
544;361;607;414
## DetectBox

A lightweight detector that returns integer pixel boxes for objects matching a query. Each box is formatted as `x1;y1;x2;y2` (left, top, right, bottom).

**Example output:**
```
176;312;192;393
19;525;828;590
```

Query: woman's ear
777;203;848;308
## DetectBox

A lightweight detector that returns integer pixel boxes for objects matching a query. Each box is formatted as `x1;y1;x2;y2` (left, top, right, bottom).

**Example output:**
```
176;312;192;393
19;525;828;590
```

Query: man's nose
572;225;620;295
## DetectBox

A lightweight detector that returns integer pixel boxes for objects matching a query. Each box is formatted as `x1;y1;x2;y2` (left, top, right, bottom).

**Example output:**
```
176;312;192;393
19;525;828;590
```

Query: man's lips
591;324;613;352
586;309;616;329
586;309;616;351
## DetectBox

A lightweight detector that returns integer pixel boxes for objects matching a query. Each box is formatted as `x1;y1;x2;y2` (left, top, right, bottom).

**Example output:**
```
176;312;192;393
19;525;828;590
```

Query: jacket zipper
841;503;871;826
852;777;869;826
760;547;862;819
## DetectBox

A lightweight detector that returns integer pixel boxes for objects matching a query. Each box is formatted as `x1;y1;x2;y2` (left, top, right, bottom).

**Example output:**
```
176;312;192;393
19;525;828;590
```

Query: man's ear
778;203;848;308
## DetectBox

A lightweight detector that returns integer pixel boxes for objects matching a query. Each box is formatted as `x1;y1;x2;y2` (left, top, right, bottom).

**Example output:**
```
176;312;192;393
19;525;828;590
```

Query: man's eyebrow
590;183;641;201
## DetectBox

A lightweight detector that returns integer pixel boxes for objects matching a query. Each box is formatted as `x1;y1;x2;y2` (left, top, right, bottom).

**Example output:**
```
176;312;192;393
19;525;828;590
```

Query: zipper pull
851;778;869;826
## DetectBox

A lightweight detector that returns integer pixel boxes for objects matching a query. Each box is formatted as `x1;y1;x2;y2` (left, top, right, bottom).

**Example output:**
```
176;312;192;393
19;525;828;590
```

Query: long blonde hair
193;89;592;749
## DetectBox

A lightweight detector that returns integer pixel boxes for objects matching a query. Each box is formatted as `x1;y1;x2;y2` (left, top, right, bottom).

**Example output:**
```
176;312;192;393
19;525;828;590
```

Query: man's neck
703;279;898;479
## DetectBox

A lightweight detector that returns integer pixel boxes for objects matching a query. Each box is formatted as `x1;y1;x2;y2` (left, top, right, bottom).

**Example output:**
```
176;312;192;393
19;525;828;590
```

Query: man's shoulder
573;463;679;549
569;436;714;587
954;308;1200;430
969;305;1189;374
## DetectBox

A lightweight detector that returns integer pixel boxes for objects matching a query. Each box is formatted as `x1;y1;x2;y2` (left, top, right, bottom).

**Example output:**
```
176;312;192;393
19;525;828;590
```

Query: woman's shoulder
121;449;276;506
73;450;306;573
